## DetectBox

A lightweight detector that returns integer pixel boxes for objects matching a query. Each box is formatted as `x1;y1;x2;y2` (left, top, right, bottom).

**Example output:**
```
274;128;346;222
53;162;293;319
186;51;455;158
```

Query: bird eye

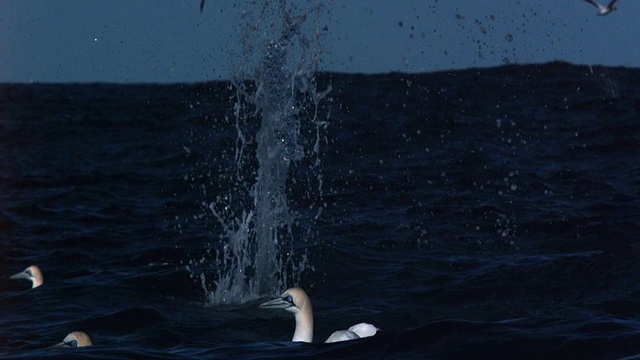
25;270;32;276
67;340;78;348
284;295;293;303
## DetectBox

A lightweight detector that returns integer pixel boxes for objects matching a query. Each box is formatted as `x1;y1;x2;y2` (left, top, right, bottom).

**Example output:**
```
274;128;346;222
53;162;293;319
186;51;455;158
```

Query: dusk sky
1;0;638;83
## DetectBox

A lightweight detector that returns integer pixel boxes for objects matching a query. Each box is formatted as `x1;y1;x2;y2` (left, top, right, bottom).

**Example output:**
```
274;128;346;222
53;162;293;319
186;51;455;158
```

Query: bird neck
292;307;314;343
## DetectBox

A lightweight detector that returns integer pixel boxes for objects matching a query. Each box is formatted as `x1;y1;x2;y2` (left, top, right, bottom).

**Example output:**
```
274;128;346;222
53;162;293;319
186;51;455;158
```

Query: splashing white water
202;0;330;305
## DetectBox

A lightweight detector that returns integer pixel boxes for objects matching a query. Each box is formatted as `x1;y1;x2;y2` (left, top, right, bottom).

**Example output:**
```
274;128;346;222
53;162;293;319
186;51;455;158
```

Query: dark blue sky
1;0;637;83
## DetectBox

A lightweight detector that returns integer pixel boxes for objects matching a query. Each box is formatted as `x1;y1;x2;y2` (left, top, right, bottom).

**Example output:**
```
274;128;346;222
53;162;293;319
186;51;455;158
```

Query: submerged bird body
583;0;618;15
325;323;380;343
325;329;360;343
54;331;92;348
259;287;379;343
10;265;44;289
347;323;380;338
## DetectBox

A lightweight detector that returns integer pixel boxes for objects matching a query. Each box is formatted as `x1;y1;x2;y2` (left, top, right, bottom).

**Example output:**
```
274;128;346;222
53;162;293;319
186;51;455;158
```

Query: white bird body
325;323;380;343
583;0;618;15
10;265;44;289
325;329;359;343
348;323;380;338
259;288;379;343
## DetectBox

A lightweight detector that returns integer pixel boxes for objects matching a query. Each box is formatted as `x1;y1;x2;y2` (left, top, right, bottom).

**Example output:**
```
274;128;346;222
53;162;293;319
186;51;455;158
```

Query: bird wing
583;0;604;10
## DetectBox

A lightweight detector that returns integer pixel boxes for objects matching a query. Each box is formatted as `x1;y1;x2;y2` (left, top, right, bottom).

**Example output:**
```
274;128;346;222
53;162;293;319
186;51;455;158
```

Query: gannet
10;265;44;289
53;331;93;348
259;287;379;343
583;0;618;15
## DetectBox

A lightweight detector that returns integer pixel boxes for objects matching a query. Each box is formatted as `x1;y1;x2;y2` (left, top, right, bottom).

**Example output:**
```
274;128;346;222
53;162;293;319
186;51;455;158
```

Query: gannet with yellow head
259;287;379;343
260;288;314;342
10;265;44;289
53;331;93;348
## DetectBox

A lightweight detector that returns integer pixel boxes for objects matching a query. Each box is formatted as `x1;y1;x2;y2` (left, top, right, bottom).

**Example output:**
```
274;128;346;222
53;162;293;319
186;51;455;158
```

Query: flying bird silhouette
583;0;618;15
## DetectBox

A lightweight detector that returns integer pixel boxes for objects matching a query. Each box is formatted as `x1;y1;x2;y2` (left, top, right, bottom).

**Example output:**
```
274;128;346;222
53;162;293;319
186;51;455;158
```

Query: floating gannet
53;331;93;348
583;0;618;15
10;265;44;289
259;287;379;343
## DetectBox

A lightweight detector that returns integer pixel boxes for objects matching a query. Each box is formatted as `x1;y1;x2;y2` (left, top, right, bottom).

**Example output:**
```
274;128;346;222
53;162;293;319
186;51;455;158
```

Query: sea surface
1;62;640;359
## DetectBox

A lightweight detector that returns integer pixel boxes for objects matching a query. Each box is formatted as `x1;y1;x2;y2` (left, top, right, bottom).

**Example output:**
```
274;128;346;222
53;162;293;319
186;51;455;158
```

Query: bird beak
50;342;70;348
9;271;29;281
259;297;291;309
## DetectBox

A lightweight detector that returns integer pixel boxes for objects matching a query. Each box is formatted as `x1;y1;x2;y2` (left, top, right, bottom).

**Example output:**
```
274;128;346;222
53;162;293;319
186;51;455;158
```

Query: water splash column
252;11;307;295
205;2;326;304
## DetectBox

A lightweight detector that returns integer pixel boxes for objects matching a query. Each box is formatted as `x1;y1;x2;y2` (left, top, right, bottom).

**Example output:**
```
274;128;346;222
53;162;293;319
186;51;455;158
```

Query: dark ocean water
1;62;640;359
